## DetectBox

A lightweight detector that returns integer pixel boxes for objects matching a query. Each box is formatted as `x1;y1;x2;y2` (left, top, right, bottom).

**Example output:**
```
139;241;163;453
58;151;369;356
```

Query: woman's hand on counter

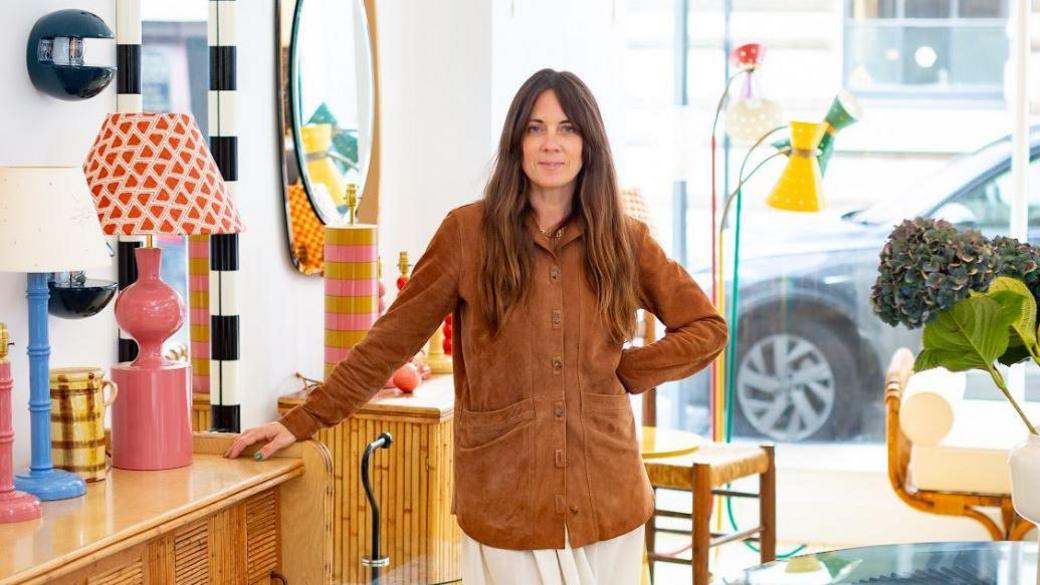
224;421;297;461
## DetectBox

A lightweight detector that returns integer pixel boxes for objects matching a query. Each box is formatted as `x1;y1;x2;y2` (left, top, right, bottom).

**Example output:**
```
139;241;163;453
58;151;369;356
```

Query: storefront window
844;0;1008;101
623;0;1033;444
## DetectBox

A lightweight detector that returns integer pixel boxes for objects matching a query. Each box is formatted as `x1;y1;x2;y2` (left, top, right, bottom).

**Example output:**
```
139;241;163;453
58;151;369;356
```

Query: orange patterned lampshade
83;113;243;236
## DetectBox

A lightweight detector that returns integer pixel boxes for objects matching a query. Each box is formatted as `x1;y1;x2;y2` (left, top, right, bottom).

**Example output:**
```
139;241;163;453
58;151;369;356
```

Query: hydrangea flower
871;218;996;329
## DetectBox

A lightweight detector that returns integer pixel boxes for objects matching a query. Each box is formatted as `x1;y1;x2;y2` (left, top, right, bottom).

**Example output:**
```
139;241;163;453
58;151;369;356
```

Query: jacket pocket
458;397;536;447
581;393;652;535
455;398;535;542
582;391;631;414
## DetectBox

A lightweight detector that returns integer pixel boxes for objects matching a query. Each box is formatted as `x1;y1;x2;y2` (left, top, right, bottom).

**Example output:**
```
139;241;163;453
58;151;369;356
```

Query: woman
227;69;727;584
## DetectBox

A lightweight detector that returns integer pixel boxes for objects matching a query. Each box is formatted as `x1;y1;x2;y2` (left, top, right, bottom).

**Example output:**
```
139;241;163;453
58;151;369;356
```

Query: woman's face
521;90;583;192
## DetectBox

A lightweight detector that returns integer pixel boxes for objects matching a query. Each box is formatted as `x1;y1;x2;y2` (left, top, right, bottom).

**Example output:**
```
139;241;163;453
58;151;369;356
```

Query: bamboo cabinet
276;375;461;585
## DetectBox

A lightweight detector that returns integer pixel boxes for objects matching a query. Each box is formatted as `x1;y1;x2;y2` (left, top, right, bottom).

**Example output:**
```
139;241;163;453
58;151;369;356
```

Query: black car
684;131;1040;442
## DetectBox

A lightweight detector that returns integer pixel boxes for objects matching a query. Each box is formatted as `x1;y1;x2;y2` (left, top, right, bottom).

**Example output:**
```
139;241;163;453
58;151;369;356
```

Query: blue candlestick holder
13;272;86;501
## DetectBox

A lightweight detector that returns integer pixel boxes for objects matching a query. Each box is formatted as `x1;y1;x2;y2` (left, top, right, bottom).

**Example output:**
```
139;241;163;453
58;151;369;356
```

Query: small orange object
393;363;421;392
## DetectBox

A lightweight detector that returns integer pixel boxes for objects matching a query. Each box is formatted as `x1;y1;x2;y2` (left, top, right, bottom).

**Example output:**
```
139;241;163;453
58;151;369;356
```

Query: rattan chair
885;348;1033;540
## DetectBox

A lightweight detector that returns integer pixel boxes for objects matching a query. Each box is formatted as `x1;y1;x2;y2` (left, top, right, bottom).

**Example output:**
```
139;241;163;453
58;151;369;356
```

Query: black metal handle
361;432;393;585
269;570;287;584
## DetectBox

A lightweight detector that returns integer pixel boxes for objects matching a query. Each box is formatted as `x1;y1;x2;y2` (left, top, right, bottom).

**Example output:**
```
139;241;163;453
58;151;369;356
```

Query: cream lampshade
0;167;110;272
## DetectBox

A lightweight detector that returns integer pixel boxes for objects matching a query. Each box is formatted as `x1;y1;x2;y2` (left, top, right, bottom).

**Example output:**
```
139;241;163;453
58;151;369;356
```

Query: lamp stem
12;274;86;500
718;147;788;232
709;67;752;441
26;273;52;474
718;139;812;562
715;140;787;442
146;234;154;248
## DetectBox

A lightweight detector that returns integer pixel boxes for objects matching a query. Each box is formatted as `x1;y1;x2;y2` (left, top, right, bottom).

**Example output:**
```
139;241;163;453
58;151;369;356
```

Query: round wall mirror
278;0;379;275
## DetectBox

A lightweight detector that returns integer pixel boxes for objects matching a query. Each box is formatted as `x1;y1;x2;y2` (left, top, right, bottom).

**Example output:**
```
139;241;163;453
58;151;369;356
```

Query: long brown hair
480;69;638;344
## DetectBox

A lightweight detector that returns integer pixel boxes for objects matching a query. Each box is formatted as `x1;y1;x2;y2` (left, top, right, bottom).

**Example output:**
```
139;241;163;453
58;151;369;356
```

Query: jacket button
551;309;562;326
553;404;564;418
550;267;560;281
569;505;579;514
552;356;563;372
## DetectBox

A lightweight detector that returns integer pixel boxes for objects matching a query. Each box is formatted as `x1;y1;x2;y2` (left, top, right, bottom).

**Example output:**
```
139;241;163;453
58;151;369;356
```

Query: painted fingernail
254;452;263;461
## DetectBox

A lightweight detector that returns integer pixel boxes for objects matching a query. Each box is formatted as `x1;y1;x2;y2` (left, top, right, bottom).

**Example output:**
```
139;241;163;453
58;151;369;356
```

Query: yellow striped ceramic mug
50;367;118;481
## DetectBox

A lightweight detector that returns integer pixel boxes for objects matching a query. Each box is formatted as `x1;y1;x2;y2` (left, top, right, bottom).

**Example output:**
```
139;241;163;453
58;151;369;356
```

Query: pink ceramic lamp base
110;247;193;471
1;341;42;521
110;363;192;470
0;489;42;523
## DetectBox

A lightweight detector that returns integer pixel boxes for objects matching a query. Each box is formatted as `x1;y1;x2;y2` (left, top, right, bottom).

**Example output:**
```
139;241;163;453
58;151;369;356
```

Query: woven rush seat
645;443;771;489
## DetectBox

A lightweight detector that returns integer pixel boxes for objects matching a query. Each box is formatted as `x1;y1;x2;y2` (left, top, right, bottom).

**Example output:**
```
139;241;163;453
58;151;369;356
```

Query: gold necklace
539;225;564;239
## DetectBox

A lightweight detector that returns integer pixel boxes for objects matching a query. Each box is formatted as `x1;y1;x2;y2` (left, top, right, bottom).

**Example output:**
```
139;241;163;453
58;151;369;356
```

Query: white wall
375;0;493;275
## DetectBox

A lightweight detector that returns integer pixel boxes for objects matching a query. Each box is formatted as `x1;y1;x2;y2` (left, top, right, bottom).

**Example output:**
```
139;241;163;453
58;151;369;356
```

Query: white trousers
461;525;645;585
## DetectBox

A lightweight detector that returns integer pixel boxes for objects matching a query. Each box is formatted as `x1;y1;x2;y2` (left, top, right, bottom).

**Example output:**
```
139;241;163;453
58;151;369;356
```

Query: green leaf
986;277;1038;355
915;295;1016;373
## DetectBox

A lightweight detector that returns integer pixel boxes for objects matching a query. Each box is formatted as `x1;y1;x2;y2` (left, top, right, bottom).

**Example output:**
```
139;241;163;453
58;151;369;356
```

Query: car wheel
733;320;858;442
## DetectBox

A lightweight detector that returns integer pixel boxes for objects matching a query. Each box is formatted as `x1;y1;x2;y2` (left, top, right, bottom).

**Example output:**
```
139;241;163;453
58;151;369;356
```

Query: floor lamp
715;105;858;559
710;42;783;441
0;167;110;501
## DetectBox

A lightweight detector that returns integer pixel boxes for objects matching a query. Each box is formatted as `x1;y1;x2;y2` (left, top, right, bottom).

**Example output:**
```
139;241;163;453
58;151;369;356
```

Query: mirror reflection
279;0;377;275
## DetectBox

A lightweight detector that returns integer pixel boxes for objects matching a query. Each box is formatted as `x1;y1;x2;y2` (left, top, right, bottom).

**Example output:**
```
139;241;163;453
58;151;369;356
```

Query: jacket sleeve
279;211;462;439
616;220;728;394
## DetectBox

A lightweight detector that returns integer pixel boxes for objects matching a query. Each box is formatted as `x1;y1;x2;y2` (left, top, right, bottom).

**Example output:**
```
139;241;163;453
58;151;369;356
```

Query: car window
937;158;1040;237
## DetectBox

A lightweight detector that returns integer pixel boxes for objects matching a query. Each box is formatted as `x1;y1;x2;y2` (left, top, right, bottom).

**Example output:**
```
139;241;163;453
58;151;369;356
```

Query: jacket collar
527;210;586;253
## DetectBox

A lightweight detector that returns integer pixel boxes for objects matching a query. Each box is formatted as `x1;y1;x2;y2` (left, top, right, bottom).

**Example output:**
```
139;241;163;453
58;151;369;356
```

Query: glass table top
720;541;1038;585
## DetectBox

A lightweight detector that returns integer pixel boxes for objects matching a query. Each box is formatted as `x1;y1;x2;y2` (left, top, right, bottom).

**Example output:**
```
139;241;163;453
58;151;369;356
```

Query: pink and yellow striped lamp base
324;225;379;378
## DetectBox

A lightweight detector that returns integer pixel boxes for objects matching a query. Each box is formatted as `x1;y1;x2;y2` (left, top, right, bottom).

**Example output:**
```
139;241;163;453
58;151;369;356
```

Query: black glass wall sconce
27;9;115;100
48;271;117;319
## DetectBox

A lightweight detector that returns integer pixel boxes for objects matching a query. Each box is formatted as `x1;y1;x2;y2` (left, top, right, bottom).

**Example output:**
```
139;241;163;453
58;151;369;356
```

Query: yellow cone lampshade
766;121;825;212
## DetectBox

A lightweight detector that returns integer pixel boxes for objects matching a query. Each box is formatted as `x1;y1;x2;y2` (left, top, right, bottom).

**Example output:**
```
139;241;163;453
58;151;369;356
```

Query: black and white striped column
208;0;241;432
116;0;143;363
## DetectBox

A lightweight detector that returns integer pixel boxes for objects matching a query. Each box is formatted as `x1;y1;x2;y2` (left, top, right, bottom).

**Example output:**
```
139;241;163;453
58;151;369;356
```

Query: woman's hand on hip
224;421;297;460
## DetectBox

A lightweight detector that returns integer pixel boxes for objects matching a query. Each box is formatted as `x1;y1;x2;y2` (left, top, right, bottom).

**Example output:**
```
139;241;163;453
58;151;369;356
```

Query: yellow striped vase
324;224;379;378
49;367;118;482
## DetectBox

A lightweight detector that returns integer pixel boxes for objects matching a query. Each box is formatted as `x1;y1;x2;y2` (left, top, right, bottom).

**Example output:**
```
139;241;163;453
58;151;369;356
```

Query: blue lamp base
16;273;88;501
14;468;86;501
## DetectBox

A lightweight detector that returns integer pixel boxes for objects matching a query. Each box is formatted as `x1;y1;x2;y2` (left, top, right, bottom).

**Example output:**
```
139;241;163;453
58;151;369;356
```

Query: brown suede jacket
279;200;728;550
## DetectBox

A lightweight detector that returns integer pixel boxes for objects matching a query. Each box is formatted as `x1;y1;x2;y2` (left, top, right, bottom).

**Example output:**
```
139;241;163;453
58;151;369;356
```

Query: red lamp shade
83;112;242;236
731;43;763;68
